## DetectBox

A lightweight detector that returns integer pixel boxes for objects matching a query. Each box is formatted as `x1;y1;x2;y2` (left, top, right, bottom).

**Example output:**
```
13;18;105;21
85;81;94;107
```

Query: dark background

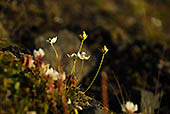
1;0;170;113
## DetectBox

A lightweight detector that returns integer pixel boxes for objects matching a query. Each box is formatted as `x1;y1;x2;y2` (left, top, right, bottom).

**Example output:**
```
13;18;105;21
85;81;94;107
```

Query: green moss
0;50;96;113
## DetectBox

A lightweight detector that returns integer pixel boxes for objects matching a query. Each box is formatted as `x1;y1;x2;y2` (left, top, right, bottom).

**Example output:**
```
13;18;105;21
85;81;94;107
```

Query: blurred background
1;0;170;113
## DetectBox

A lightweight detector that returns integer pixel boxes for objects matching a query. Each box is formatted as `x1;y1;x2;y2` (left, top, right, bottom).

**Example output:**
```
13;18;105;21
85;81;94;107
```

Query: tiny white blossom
121;101;138;113
45;68;59;80
67;98;71;104
26;111;37;114
77;52;90;60
33;48;45;58
67;53;77;58
46;36;58;44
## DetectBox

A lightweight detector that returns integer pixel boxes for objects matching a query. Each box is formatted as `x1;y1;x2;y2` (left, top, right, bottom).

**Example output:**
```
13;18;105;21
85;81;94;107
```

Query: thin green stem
51;43;58;58
71;39;85;75
71;59;77;75
78;60;84;80
78;39;84;53
84;53;105;93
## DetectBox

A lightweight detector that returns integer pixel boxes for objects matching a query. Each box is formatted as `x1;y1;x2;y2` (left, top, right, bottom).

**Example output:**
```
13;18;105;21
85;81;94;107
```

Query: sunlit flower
80;31;88;40
33;48;45;58
102;45;109;54
46;36;58;44
121;101;138;113
67;53;77;58
67;98;71;104
26;111;37;114
45;68;59;80
77;52;90;60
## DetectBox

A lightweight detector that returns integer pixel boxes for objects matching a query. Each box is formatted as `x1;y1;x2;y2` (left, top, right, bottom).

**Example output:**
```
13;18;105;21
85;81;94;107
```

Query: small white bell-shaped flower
77;52;90;60
121;101;138;113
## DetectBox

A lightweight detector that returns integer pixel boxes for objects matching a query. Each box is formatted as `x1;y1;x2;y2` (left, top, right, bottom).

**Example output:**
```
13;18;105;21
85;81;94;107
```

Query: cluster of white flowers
121;101;138;113
33;48;45;58
33;36;67;81
43;65;65;81
67;51;90;60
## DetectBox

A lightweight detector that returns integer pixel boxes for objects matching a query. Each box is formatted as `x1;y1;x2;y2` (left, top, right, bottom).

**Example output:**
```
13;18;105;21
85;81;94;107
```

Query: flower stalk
77;60;84;80
51;43;59;59
84;45;108;93
71;31;87;75
47;36;59;59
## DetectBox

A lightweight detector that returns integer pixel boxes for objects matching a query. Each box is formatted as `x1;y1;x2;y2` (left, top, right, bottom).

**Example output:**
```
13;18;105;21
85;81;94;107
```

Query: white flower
121;101;138;113
67;98;71;104
33;48;45;58
46;36;57;44
45;68;59;80
77;52;90;60
67;53;77;58
26;111;37;114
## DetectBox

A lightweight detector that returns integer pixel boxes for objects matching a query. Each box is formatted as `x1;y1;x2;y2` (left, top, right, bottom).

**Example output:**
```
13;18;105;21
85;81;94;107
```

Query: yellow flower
80;31;88;40
102;45;109;54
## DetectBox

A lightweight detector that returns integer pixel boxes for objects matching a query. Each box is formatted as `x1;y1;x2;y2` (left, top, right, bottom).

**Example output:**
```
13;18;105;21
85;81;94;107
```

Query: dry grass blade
101;71;109;114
